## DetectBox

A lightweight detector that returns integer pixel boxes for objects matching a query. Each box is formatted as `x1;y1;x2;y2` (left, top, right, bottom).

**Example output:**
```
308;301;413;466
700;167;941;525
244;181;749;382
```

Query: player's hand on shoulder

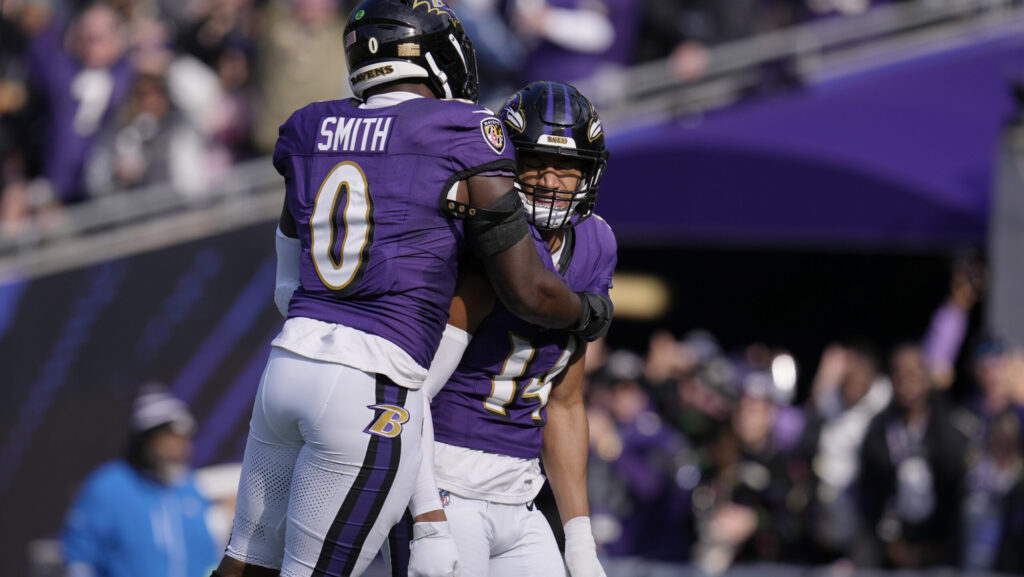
564;517;607;577
408;520;460;577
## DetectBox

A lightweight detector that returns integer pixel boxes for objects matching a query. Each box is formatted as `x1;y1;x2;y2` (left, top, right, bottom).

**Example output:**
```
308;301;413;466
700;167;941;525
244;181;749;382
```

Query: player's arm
274;202;301;317
465;174;610;341
542;342;607;577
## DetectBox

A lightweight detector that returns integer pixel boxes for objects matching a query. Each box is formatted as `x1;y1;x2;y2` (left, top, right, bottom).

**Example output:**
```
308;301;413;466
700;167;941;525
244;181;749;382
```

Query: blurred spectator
645;330;734;456
855;344;969;569
922;254;986;389
632;0;713;70
633;0;802;82
963;408;1024;571
586;350;698;574
207;38;258;164
177;0;258;69
24;2;134;209
962;336;1016;427
177;0;259;161
510;0;644;85
252;0;351;153
62;385;219;577
0;0;28;236
693;368;815;574
131;15;223;138
956;336;1024;571
993;363;1024;573
0;0;49;165
804;340;891;558
452;0;526;104
131;13;241;182
84;68;212;197
0;127;30;237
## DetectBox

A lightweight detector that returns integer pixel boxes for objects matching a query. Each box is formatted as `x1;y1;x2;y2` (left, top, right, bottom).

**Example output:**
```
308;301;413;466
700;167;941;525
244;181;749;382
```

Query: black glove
571;291;613;342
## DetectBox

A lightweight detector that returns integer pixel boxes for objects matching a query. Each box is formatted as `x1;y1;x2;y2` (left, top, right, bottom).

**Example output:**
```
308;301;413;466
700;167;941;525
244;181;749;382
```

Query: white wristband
564;516;596;548
563;516;605;577
412;520;451;541
274;227;301;317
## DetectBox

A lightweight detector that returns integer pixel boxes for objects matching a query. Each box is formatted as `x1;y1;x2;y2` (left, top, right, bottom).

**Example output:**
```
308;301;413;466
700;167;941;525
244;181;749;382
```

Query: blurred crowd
581;260;1024;574
1;0;914;238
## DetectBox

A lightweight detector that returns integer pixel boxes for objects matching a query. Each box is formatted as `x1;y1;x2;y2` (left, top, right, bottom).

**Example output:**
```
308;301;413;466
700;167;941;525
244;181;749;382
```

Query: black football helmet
500;82;609;230
344;0;479;102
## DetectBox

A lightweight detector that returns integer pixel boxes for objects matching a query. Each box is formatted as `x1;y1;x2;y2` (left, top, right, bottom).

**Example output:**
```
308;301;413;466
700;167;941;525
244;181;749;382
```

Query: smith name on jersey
272;96;516;370
432;216;617;459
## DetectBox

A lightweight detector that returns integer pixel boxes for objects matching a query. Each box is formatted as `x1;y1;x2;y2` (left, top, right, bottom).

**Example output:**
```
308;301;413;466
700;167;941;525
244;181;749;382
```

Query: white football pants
444;492;567;577
226;347;423;577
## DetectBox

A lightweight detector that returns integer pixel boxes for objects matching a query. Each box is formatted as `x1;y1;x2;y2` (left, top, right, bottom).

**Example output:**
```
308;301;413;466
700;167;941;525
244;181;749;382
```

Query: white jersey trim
433;441;546;504
271;316;428;390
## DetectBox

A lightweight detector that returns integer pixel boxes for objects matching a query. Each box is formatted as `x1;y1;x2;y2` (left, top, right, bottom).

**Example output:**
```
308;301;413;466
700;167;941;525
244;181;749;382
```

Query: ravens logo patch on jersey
480;117;506;155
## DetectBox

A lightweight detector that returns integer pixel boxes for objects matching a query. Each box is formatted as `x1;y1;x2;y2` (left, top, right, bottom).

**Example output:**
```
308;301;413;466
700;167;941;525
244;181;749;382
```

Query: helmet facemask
514;150;604;230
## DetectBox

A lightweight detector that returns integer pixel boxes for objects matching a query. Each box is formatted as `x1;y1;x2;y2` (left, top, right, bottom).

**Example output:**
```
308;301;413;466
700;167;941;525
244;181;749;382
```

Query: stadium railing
0;159;281;279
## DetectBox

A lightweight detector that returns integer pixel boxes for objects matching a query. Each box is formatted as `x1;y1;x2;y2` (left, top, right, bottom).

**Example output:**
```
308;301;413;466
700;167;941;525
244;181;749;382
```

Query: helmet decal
537;134;576;148
502;93;525;133
412;0;450;17
588;117;603;142
351;64;395;85
397;43;420;57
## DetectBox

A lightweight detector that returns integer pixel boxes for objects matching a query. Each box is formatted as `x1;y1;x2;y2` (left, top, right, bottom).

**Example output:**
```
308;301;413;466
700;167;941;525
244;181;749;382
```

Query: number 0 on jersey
310;162;375;294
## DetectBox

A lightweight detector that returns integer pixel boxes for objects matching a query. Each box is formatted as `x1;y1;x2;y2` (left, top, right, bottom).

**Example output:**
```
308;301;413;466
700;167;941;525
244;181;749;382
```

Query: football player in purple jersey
403;82;615;577
212;2;613;577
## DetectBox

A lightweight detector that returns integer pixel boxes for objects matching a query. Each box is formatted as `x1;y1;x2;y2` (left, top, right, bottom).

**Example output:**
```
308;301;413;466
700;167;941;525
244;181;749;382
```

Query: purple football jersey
431;216;617;459
274;97;516;368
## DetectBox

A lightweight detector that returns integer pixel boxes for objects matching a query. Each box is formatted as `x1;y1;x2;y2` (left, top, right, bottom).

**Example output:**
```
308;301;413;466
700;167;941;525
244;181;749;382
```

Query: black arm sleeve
464;189;530;258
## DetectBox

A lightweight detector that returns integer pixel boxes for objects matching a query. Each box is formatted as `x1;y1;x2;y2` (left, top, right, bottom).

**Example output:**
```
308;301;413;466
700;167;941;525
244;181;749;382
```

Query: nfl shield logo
480;118;506;155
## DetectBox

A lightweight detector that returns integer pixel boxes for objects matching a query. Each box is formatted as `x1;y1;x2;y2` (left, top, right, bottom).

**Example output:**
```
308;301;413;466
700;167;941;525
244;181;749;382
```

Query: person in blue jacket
62;385;219;577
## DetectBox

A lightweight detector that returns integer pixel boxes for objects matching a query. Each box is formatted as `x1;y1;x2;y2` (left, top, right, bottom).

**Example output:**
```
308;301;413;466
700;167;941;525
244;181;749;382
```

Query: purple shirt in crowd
432;216;617;458
274;97;516;368
521;0;643;84
28;23;133;203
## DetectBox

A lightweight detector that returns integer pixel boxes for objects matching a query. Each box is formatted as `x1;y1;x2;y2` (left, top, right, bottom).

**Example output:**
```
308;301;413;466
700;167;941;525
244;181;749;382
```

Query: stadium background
2;0;1024;575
